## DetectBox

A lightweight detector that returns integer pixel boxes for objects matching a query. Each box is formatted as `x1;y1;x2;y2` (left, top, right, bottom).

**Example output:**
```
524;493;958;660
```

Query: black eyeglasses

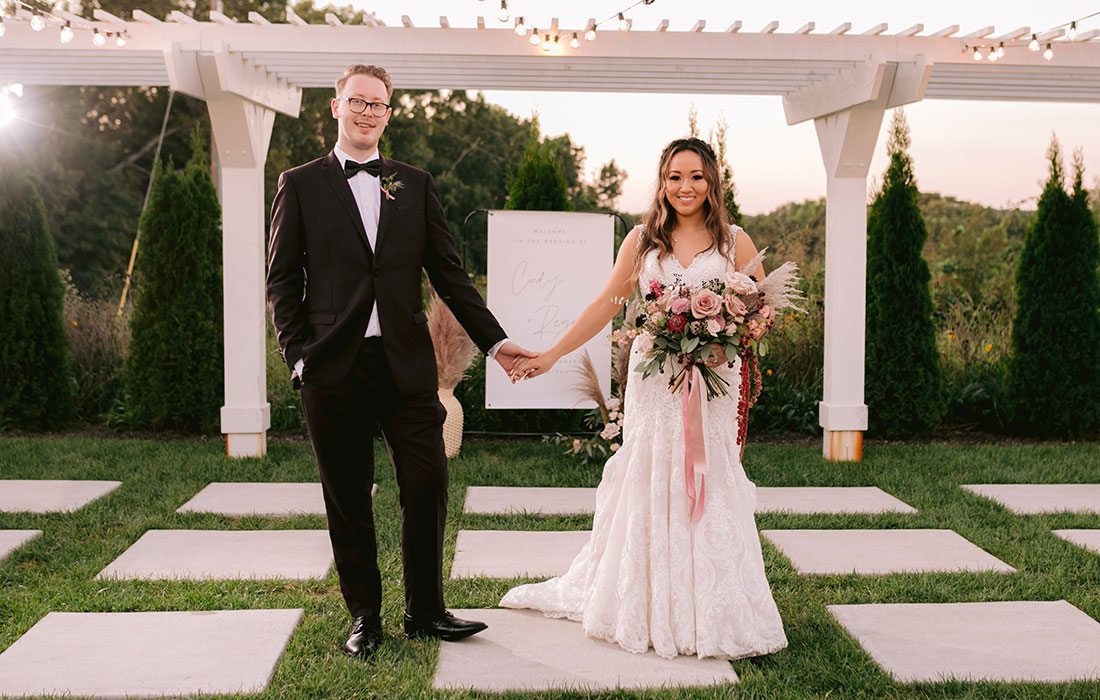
342;98;391;117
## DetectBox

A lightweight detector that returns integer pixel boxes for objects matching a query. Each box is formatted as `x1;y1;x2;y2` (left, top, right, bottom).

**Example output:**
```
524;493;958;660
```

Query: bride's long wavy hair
636;138;733;277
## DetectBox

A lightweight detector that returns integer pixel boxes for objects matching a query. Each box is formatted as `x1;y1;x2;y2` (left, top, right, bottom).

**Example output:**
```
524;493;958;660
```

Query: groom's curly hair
335;64;393;99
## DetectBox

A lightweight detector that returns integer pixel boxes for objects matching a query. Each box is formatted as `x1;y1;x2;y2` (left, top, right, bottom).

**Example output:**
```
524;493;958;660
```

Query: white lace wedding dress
500;243;788;660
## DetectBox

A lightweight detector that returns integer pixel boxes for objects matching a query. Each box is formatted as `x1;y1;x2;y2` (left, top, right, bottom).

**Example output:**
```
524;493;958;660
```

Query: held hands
494;340;538;376
510;350;560;382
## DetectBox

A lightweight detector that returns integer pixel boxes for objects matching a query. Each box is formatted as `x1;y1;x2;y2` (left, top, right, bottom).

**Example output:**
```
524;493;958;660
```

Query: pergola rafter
2;12;1098;459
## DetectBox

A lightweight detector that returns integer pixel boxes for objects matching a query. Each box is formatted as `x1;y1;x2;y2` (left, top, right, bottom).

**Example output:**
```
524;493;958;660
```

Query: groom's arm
421;172;507;354
266;171;310;373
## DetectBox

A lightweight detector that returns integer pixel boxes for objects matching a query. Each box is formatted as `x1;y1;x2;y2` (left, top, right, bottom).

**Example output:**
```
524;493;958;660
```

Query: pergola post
814;111;880;460
784;58;931;461
189;47;301;457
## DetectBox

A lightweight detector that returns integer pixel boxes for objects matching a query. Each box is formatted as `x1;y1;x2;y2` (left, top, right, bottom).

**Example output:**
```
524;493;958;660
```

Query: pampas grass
427;292;478;390
741;247;807;314
574;351;609;422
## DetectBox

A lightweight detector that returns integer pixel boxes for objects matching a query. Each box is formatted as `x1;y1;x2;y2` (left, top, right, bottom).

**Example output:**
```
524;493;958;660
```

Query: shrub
0;165;76;429
62;276;130;422
1007;140;1100;436
125;129;223;432
864;110;944;436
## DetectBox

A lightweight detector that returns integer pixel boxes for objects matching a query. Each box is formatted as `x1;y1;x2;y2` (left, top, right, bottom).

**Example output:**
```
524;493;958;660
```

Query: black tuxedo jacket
266;151;506;393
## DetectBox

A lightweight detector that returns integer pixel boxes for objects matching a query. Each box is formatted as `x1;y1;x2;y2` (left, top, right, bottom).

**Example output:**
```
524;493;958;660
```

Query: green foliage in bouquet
125;128;223;432
506;141;573;212
1008;139;1100;437
0;165;76;429
865;110;944;436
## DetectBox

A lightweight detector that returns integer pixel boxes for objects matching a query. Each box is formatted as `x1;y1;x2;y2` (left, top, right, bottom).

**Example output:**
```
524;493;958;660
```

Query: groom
267;64;530;658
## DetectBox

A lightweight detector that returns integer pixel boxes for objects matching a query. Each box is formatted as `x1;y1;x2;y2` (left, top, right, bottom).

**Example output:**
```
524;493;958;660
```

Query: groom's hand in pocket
493;340;537;376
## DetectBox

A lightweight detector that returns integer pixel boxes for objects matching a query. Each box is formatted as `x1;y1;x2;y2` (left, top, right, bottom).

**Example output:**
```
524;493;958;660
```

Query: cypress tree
865;109;944;436
506;141;572;211
125;128;223;432
1007;140;1100;436
0;165;76;429
712;117;744;227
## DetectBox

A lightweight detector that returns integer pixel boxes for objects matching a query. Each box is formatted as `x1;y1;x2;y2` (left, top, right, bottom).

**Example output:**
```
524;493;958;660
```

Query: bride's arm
513;228;642;380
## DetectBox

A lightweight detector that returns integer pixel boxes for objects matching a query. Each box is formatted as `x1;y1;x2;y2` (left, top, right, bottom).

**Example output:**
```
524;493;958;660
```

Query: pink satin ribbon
682;364;709;522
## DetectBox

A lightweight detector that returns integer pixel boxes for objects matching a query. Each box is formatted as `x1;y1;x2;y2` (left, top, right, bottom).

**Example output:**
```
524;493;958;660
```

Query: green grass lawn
1;435;1100;699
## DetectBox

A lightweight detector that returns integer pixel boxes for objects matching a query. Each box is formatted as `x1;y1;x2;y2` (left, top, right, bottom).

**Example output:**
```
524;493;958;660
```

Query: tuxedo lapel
321;151;373;258
373;156;396;258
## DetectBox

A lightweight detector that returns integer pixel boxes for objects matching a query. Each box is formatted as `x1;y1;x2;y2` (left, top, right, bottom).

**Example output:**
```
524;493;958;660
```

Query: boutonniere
380;174;404;201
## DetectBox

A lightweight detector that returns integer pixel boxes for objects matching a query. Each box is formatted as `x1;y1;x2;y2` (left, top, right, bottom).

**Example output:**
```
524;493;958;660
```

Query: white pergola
3;11;1099;460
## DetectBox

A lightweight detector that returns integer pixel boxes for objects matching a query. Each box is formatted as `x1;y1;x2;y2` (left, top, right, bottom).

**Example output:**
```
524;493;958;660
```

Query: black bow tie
344;158;382;179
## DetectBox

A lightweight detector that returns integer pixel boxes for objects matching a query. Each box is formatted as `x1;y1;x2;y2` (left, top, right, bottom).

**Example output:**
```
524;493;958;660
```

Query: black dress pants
301;337;448;621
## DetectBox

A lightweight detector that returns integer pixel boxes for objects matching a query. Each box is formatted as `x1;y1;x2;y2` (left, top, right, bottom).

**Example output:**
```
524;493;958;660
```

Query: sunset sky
355;0;1100;214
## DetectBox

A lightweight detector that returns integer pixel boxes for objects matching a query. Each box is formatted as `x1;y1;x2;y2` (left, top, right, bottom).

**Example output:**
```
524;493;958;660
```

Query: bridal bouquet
621;250;804;401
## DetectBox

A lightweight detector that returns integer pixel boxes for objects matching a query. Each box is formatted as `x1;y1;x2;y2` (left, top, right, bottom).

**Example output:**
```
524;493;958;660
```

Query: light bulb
972;47;982;61
529;30;540;45
31;11;45;32
60;21;74;44
1043;43;1054;60
1028;34;1039;51
514;17;526;36
584;27;596;41
541;33;552;51
116;31;126;47
93;28;105;46
987;46;997;61
1067;21;1077;41
497;0;508;23
0;18;6;38
570;32;579;49
996;42;1005;58
617;13;629;31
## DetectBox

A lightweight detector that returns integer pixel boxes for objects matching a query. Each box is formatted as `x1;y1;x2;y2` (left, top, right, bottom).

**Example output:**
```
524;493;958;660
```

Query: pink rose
667;314;686;334
724;294;747;320
671;297;691;315
706;317;724;335
726;272;757;295
649;280;663;296
690;289;722;318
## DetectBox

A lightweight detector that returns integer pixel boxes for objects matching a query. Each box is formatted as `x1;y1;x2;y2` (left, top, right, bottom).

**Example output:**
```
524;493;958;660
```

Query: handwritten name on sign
486;211;614;409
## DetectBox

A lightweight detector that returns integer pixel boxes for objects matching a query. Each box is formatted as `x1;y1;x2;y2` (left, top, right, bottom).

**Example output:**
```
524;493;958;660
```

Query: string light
1028;34;1040;51
995;41;1005;58
1067;21;1078;40
60;20;73;43
93;28;105;46
584;25;596;41
528;29;540;45
514;16;526;36
1043;43;1054;60
972;46;982;61
617;12;629;31
541;32;552;51
497;0;508;23
30;10;45;31
0;17;6;38
987;45;997;61
115;31;127;47
570;32;580;49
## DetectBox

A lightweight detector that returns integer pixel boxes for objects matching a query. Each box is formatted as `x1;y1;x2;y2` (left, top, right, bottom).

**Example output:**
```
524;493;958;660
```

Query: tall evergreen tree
865;109;944;436
712;116;744;227
506;141;572;211
125;128;223;431
0;165;76;429
1007;139;1100;436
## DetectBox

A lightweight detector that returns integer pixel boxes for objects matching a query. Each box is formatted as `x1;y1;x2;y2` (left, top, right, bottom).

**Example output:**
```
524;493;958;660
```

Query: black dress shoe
343;616;384;658
404;611;487;641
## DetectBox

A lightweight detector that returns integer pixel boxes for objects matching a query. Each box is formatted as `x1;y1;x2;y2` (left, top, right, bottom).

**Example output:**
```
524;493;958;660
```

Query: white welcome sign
485;210;614;409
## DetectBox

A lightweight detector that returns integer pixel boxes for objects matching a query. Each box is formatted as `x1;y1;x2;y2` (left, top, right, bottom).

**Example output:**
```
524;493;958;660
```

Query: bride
502;137;788;661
